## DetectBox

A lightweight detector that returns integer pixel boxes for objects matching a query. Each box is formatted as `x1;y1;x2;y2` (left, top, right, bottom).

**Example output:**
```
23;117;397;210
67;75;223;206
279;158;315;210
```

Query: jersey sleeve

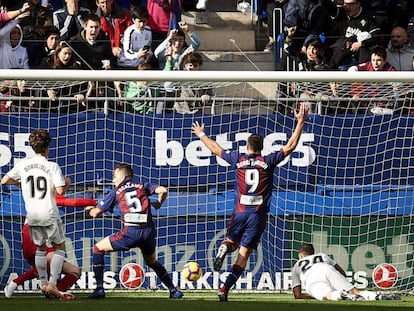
266;149;286;167
220;150;239;168
98;188;117;213
50;162;66;188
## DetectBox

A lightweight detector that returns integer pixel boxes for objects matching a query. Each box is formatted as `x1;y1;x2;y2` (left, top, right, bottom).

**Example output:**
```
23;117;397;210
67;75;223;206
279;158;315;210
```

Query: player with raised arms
87;163;183;299
191;104;309;302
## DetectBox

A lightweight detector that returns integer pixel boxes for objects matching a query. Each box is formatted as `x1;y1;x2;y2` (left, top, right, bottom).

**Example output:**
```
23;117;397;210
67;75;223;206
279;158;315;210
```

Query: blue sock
92;245;105;288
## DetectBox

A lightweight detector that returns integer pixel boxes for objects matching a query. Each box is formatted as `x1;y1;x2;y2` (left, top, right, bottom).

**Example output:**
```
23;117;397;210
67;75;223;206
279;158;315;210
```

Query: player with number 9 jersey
191;104;309;301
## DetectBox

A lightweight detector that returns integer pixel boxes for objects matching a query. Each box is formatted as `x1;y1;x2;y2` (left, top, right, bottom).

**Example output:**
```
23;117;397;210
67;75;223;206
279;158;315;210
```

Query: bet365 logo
372;263;398;289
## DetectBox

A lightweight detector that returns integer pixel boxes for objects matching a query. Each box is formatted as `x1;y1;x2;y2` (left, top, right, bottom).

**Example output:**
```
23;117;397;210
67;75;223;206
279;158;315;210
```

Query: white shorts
306;265;354;300
29;220;66;246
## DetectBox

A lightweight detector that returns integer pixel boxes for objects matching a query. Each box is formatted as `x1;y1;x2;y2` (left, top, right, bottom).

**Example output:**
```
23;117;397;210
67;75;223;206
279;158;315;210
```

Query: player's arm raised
282;104;309;156
191;121;223;157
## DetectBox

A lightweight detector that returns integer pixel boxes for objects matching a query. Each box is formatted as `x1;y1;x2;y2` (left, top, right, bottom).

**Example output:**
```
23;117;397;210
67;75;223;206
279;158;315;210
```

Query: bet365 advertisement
1;113;413;291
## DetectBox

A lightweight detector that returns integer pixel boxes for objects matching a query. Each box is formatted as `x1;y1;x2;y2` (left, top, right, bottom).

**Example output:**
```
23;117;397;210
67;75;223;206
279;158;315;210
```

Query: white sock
35;250;48;285
49;250;65;284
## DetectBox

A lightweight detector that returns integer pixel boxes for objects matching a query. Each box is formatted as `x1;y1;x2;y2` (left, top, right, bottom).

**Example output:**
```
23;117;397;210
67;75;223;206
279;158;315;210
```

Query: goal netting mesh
1;71;413;295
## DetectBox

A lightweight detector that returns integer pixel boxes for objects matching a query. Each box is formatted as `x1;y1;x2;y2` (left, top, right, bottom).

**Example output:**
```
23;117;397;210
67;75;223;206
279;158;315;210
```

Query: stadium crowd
0;0;413;114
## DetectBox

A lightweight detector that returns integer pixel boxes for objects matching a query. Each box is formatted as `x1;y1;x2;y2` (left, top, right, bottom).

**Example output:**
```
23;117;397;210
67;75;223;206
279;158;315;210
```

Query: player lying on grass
87;163;183;299
291;243;400;301
4;195;97;299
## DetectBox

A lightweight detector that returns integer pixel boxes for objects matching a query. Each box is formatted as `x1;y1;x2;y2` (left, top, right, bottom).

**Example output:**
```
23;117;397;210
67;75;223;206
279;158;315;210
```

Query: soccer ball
181;262;202;281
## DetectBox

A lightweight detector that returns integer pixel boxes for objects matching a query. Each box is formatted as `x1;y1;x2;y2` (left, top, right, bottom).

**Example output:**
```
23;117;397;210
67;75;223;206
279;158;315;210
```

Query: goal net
1;70;413;295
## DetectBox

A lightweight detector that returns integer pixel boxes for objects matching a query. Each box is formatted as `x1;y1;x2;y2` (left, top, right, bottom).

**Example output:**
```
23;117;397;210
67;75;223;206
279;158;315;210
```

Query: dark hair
29;129;51;154
183;52;203;66
83;14;101;25
131;6;149;21
247;134;263;153
170;29;186;41
371;45;387;60
50;42;80;69
115;163;133;178
298;243;315;256
138;62;152;70
44;26;60;39
306;37;323;51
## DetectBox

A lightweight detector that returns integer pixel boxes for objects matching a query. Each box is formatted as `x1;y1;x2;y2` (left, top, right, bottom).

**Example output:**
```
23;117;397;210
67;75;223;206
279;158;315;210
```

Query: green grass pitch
2;291;414;311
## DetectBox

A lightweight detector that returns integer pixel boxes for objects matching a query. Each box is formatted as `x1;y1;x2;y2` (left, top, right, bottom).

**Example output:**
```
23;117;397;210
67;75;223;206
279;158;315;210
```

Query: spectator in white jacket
0;19;29;69
386;26;414;71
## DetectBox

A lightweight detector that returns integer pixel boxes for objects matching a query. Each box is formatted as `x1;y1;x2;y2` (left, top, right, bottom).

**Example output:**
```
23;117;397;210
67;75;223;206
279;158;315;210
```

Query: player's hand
191;121;205;137
84;205;95;212
294;103;309;123
89;207;101;218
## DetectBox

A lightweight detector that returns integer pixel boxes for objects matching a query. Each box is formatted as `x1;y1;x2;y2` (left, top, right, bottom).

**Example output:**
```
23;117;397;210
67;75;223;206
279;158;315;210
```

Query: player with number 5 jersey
191;104;309;302
1;129;72;300
87;163;183;299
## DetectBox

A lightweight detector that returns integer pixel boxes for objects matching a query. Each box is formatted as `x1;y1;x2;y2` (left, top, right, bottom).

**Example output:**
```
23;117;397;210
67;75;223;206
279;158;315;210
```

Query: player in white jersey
1;129;72;300
291;243;400;301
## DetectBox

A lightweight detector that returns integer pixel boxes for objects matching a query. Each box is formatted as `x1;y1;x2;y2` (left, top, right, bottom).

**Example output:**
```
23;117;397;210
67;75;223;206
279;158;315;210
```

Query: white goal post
0;70;413;295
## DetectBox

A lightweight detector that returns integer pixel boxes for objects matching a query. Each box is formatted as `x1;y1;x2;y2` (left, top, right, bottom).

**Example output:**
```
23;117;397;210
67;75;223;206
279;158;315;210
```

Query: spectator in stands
53;0;90;41
146;0;182;48
174;52;212;114
27;25;60;68
0;17;30;69
282;0;331;56
41;42;86;112
386;26;414;71
258;0;289;52
347;46;396;113
329;0;381;70
154;21;201;71
69;13;114;69
155;21;201;113
19;0;53;51
69;14;120;110
123;62;161;113
116;6;153;69
348;45;396;71
95;0;131;58
0;2;30;26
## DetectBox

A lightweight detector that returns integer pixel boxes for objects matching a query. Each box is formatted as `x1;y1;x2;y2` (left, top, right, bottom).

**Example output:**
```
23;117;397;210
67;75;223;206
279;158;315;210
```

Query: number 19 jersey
6;155;66;226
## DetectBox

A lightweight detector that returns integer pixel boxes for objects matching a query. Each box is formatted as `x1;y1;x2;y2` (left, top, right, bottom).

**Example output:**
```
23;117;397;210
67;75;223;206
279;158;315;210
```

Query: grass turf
1;292;414;311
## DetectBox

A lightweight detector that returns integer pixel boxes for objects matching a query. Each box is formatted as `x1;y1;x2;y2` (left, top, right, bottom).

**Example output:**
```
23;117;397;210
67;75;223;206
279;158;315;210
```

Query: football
181;262;202;281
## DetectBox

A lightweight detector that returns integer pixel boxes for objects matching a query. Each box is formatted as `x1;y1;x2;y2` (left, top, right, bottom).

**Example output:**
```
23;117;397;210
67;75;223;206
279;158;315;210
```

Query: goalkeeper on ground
291;243;400;301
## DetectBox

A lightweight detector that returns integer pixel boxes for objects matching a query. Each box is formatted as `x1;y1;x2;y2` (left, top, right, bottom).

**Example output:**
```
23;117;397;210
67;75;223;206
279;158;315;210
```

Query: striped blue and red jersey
221;149;286;215
98;178;157;226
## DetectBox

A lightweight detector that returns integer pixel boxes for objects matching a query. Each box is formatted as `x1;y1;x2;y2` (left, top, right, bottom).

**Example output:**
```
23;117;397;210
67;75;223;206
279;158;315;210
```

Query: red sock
57;274;78;291
13;267;38;285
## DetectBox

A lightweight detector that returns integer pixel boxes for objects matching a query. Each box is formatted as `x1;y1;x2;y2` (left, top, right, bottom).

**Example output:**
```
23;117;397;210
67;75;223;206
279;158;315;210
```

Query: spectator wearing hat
27;25;60;68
